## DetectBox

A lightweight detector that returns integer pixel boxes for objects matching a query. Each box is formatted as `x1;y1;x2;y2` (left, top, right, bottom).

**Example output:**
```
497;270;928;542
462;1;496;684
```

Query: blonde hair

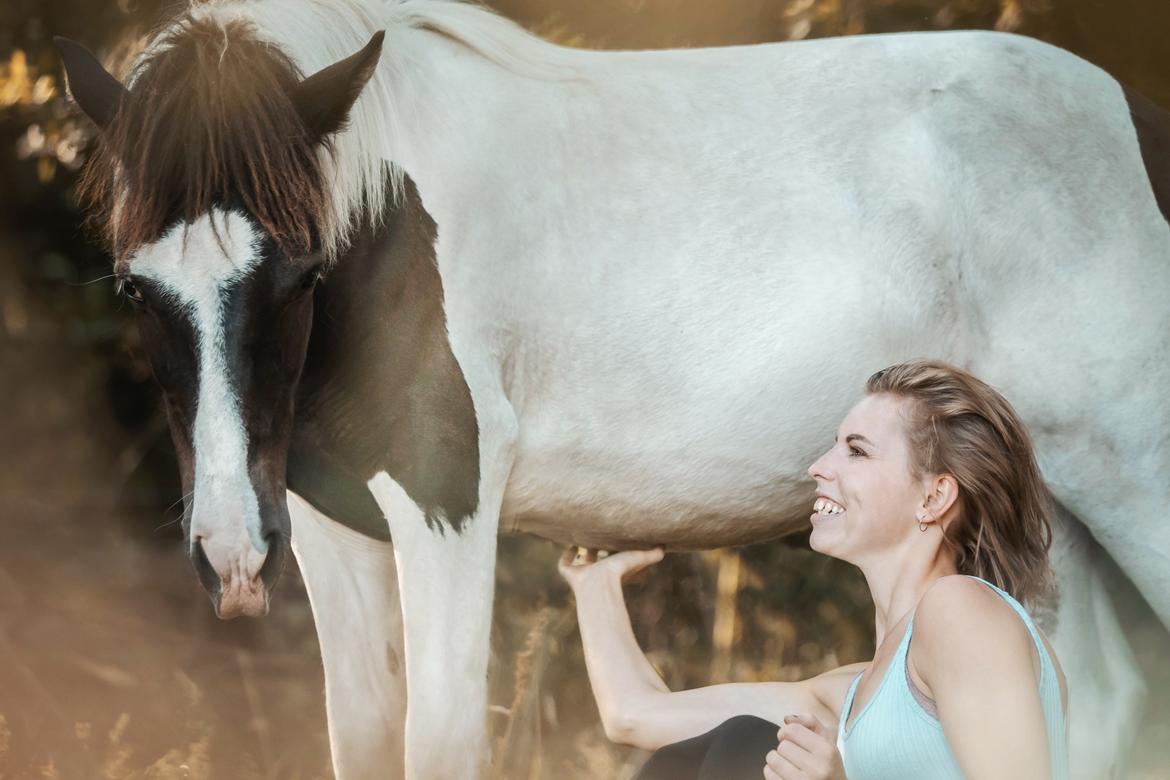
865;359;1054;605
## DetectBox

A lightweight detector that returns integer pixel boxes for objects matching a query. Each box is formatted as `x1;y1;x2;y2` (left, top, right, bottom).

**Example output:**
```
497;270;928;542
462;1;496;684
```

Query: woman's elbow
601;712;636;745
601;703;662;750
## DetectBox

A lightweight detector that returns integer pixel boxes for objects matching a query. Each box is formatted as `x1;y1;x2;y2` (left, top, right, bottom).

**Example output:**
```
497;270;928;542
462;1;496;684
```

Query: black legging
632;715;780;780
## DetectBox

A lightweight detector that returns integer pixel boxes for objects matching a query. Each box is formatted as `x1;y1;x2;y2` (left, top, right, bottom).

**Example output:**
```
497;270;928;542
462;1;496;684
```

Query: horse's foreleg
287;491;407;780
1046;503;1146;780
367;431;512;780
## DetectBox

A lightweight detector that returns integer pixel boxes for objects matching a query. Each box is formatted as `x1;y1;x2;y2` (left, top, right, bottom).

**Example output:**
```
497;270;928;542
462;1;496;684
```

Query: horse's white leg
287;491;406;780
1045;503;1146;780
1038;394;1170;633
368;414;517;780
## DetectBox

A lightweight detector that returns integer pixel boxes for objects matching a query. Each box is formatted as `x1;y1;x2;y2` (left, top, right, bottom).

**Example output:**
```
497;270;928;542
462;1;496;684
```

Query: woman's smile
811;496;847;524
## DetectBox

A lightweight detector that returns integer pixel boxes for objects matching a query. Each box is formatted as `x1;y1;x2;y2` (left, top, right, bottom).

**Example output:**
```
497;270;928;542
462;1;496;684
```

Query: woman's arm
559;547;846;752
912;576;1053;780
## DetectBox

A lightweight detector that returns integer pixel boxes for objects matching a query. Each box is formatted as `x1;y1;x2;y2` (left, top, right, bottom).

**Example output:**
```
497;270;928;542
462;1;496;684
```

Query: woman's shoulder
807;661;871;718
911;575;1040;682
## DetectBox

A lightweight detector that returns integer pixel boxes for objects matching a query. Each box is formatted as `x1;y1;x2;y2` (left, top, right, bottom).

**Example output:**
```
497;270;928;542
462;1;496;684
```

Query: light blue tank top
835;575;1068;779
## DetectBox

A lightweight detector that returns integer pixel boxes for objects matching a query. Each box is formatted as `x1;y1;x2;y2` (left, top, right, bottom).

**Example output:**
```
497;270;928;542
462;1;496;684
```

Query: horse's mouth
215;580;270;619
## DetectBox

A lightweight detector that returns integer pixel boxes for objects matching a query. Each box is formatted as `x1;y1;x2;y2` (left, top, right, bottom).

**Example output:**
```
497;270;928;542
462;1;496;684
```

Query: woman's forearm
573;574;670;739
562;548;834;752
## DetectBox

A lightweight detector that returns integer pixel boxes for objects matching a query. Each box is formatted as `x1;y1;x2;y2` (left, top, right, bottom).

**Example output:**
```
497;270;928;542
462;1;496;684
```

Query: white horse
57;0;1167;777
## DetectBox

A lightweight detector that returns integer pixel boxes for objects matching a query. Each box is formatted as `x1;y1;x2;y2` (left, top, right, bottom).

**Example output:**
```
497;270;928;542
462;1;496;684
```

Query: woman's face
805;393;929;563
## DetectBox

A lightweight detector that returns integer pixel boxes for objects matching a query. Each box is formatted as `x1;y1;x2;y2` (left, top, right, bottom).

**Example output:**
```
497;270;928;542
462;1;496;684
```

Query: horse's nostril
258;531;286;591
191;537;221;599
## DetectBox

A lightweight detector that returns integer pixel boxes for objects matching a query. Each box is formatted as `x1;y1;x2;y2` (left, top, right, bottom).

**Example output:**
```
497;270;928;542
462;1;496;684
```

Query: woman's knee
698;715;781;779
711;714;778;739
634;715;781;780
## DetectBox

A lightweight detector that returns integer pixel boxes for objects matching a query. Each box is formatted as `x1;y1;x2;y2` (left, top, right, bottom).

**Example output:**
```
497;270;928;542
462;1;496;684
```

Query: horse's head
57;21;384;618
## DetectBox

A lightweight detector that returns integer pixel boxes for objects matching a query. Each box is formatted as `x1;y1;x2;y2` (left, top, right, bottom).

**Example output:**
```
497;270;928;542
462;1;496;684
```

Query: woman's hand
557;546;665;593
763;712;846;780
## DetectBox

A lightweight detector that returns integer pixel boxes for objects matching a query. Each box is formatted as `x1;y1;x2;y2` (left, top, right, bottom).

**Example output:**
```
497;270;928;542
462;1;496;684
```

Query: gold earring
917;512;928;532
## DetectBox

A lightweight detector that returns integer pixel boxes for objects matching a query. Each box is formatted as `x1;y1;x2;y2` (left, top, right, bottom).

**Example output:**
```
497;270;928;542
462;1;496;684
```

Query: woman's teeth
813;498;846;516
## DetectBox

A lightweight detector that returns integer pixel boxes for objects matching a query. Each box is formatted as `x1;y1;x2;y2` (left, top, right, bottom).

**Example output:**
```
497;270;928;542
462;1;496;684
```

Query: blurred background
1;0;1168;777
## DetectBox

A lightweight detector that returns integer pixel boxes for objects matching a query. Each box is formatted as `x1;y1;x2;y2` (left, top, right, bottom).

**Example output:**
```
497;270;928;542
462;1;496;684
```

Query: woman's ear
920;473;960;526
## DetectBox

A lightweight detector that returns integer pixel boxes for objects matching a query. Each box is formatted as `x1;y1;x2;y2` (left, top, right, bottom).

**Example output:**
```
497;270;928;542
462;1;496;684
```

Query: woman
560;359;1069;779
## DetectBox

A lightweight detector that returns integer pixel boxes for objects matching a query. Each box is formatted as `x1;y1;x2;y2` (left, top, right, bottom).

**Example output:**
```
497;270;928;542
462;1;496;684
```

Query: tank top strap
955;575;1055;674
838;672;864;730
836;671;864;754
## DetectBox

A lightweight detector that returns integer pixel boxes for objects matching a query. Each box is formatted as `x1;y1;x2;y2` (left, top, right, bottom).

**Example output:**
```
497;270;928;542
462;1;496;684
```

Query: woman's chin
808;512;845;556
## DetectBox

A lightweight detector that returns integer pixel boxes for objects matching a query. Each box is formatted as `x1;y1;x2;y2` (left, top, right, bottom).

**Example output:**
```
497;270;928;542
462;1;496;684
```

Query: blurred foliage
2;0;1170;777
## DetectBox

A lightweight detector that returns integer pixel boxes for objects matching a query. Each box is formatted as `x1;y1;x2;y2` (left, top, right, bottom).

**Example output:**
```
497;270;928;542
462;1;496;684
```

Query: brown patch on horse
1123;85;1170;224
78;17;330;259
289;176;481;538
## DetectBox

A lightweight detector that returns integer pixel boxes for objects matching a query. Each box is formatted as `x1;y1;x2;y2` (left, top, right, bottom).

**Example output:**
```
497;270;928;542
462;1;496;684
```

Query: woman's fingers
556;546;579;575
783;712;829;736
558;546;665;580
779;714;843;778
777;733;816;769
558;546;602;571
779;723;824;753
765;746;808;780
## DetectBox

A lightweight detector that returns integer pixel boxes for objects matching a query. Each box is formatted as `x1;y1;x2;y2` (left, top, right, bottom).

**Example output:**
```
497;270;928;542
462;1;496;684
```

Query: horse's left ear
291;30;385;143
54;36;130;129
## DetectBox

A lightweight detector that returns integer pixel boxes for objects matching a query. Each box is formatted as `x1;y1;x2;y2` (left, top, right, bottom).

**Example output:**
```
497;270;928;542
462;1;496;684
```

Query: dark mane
79;17;330;260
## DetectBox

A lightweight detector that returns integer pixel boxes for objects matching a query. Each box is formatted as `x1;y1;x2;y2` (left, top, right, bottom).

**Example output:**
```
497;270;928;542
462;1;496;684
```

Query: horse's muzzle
191;532;286;619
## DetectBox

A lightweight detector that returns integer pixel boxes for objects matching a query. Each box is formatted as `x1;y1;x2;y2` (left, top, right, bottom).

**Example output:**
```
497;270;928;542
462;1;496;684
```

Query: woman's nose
807;450;832;481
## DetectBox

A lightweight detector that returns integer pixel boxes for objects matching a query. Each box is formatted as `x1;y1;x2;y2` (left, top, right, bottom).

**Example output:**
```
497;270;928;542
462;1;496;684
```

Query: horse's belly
494;288;936;548
504;497;810;550
500;411;832;549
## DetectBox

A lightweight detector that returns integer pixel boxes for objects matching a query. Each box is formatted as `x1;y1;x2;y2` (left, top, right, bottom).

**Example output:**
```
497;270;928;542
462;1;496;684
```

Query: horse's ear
54;37;129;129
291;30;385;143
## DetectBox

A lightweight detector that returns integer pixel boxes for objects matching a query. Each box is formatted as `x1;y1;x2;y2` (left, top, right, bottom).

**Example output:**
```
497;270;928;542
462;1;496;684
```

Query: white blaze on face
128;211;269;579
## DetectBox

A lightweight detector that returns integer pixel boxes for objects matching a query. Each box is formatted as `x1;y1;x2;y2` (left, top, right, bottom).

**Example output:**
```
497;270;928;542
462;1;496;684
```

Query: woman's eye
849;447;866;457
120;278;145;303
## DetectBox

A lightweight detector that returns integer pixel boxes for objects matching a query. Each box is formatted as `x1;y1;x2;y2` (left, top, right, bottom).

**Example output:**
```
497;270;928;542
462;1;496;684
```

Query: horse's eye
300;267;323;292
120;278;145;303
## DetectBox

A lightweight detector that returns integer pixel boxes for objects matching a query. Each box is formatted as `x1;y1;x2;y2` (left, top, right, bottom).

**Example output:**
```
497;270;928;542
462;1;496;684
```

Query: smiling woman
560;359;1069;780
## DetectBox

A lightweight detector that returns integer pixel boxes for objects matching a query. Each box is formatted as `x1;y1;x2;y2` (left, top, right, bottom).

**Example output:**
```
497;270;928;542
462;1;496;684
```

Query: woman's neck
858;546;960;648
